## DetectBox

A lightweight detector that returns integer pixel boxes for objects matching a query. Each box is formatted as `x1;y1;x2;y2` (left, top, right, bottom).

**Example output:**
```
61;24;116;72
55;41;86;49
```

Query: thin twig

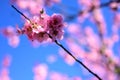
11;5;32;23
11;5;102;80
54;40;102;80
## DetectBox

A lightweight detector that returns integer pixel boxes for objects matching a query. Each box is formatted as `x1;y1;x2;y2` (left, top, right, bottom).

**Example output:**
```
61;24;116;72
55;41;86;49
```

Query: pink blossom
72;76;82;80
33;32;49;42
8;36;20;48
44;0;61;6
2;55;11;68
16;0;29;9
2;26;15;37
65;38;86;59
92;8;106;35
28;0;44;14
47;14;64;29
18;13;64;42
67;23;81;35
110;2;118;11
2;26;20;48
113;13;120;27
78;10;90;23
49;29;64;41
84;26;101;50
21;13;50;41
47;14;64;40
33;64;48;80
50;72;69;80
0;55;11;80
15;0;44;14
85;51;101;62
78;0;92;8
52;0;60;3
112;34;120;42
12;0;61;15
92;0;100;7
47;55;57;63
23;22;34;40
59;49;75;65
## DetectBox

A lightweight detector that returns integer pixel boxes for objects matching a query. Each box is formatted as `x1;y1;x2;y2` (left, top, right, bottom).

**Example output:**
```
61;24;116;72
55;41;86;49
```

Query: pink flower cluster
2;26;20;48
17;13;64;43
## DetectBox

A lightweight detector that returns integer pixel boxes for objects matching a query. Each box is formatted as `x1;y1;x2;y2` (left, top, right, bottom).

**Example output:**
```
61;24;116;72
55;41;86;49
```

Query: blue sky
0;0;120;80
0;0;85;80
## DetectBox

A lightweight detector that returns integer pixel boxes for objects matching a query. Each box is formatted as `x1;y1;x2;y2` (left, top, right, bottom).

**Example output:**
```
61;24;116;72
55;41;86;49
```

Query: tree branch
11;5;102;80
54;40;102;80
11;5;32;23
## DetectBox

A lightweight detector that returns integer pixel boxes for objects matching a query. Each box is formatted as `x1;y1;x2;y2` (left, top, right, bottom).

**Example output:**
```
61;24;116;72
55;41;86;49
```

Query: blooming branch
11;5;102;80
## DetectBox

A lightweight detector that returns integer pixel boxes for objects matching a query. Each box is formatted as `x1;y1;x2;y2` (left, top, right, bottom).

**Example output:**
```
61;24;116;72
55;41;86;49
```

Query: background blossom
0;0;120;80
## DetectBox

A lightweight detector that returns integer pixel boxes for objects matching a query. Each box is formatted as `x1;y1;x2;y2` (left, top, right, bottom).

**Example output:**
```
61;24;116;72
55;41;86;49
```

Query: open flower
47;14;64;41
17;13;64;43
